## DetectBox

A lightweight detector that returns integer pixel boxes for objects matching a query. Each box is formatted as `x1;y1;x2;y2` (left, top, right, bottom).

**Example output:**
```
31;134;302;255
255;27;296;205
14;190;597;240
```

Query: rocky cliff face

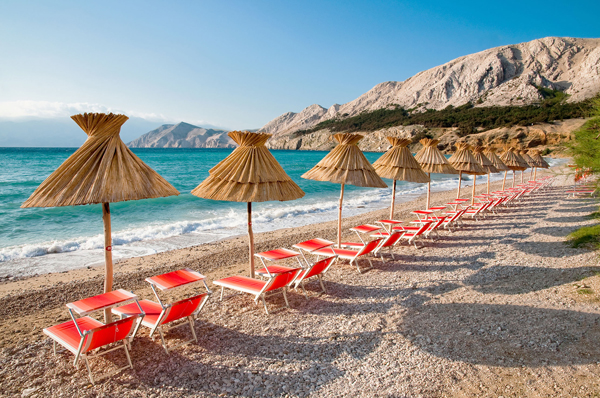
266;118;588;155
127;122;235;148
260;37;600;138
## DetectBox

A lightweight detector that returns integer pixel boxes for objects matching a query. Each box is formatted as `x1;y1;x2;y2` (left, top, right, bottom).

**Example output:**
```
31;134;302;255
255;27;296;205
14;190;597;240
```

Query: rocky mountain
127;122;235;148
261;37;600;138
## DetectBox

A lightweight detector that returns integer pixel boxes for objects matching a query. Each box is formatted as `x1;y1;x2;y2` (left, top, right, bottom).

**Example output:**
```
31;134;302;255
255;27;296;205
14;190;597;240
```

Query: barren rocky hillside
260;37;600;142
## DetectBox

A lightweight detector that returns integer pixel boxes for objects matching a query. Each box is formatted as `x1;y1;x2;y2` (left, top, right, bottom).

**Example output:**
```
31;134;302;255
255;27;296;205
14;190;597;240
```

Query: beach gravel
1;168;600;397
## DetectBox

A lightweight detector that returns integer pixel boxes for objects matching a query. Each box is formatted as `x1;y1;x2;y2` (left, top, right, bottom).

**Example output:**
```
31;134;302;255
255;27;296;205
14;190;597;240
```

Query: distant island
127;122;236;148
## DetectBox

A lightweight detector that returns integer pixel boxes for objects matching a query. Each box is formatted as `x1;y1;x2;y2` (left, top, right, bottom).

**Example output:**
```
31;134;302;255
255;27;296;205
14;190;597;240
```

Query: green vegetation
577;288;594;295
568;97;600;173
567;224;600;249
297;89;596;136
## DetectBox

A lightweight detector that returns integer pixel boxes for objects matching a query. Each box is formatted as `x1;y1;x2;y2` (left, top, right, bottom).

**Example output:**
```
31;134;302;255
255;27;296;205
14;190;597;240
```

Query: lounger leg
318;275;326;294
220;286;225;301
301;281;308;299
123;340;133;369
188;316;198;343
261;295;269;314
53;340;56;355
158;328;169;354
84;355;94;385
283;287;290;308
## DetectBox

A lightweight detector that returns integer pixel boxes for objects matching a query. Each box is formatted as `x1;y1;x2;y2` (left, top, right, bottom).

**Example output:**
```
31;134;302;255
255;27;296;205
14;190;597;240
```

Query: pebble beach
1;167;600;397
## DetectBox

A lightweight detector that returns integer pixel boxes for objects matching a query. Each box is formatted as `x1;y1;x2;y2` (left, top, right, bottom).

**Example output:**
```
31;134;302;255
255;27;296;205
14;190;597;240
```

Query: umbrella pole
102;203;113;323
471;175;477;205
502;171;507;190
487;172;491;194
248;202;255;278
457;171;462;199
530;168;534;181
534;167;537;180
426;174;431;209
338;183;345;248
390;180;397;219
521;171;524;184
512;171;515;188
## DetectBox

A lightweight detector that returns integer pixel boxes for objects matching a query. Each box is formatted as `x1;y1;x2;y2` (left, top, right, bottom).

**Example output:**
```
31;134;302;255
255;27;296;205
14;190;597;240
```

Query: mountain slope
260;37;600;137
128;122;235;148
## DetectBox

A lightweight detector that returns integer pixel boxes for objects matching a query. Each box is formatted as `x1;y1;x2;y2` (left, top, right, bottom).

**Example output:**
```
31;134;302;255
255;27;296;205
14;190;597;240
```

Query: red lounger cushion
43;316;104;354
213;275;267;295
256;265;297;275
113;299;163;328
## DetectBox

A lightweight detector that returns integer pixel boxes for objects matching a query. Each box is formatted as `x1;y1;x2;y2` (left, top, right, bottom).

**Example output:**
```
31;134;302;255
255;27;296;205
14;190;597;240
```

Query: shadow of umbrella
399;303;600;367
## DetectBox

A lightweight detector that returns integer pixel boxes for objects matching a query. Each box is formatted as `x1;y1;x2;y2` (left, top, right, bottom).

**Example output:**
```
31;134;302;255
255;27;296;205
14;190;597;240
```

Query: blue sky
0;0;599;132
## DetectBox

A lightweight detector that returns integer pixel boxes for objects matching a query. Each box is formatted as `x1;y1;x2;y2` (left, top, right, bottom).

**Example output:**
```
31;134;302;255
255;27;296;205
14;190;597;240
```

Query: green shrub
567;224;600;249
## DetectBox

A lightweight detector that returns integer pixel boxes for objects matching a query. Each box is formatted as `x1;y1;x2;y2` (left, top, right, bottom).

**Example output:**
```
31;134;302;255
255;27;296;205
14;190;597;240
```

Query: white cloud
0;101;177;123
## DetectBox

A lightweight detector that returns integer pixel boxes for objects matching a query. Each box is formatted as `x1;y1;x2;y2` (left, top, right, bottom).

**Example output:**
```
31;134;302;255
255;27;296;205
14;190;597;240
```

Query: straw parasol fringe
302;134;387;188
192;131;305;277
373;137;429;219
473;146;498;195
500;146;527;188
302;133;386;247
528;149;550;180
21;113;180;322
519;149;537;182
415;139;458;174
415;138;457;208
22;113;179;208
448;143;486;201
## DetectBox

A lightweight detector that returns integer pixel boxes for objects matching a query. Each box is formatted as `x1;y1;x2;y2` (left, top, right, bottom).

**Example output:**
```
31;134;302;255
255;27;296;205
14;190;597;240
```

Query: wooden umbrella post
338;183;345;248
521;171;524;184
471;174;477;205
102;202;113;323
512;171;516;188
534;167;537;181
502;171;507;190
426;174;431;209
390;180;397;220
248;202;255;278
456;171;462;199
487;172;491;194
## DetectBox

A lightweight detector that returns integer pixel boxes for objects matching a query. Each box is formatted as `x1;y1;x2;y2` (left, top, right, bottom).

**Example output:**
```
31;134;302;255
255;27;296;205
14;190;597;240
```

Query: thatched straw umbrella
472;146;498;195
414;138;458;208
448;143;486;204
302;133;386;247
373;137;430;219
22;113;180;321
519;149;537;182
500;147;528;188
192;131;304;278
528;149;550;180
484;147;510;191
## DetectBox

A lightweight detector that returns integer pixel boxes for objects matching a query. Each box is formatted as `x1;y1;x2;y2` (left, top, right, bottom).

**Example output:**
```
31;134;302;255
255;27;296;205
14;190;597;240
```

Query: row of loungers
43;177;555;384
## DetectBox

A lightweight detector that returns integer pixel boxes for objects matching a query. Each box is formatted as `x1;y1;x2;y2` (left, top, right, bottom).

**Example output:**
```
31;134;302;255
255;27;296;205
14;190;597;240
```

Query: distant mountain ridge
260;37;600;137
127;122;236;148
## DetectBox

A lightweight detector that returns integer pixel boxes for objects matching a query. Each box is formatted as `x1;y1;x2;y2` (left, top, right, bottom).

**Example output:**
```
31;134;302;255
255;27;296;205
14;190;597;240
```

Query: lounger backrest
357;238;383;256
381;231;403;247
264;269;300;292
159;293;208;326
415;221;433;235
303;256;336;280
430;216;446;230
82;316;138;353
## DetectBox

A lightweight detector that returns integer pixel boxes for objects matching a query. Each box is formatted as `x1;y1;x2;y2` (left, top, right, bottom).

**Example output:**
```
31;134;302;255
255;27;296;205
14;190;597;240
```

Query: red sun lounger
368;230;405;261
395;221;432;248
313;238;383;273
294;256;337;298
112;268;211;353
44;289;144;385
213;268;301;314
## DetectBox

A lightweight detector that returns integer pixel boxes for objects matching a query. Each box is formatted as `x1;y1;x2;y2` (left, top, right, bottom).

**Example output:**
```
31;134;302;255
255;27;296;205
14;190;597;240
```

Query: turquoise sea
0;147;561;277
